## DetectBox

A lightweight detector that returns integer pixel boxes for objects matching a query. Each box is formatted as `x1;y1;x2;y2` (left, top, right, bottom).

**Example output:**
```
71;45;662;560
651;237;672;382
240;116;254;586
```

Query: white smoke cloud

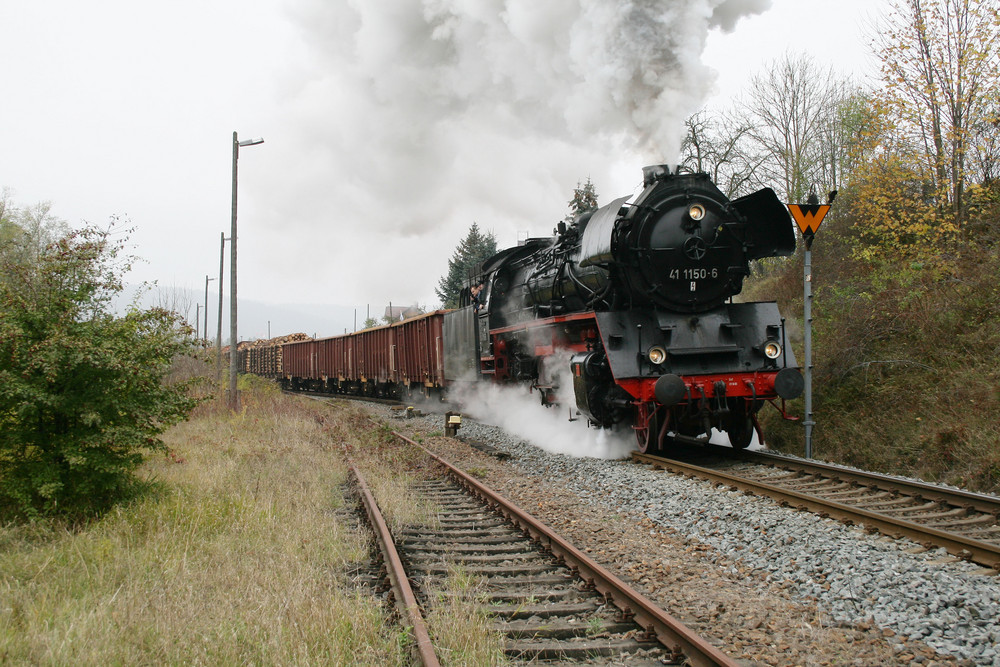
449;354;636;460
252;0;771;311
290;0;772;161
709;0;773;31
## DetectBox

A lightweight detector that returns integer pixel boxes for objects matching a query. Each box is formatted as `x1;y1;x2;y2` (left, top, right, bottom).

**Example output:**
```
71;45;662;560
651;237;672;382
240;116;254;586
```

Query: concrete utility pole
229;131;264;410
204;275;215;348
216;233;227;383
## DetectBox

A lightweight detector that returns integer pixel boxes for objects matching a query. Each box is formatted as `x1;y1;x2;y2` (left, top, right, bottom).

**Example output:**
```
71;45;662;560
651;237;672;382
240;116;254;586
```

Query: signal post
787;196;831;459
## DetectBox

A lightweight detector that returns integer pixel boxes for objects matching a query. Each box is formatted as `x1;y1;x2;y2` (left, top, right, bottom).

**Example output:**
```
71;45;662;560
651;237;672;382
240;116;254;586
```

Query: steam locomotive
460;164;803;451
246;165;803;451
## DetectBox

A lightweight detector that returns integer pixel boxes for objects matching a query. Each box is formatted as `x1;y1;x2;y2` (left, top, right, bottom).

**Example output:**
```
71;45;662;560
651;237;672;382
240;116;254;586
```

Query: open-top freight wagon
252;309;477;399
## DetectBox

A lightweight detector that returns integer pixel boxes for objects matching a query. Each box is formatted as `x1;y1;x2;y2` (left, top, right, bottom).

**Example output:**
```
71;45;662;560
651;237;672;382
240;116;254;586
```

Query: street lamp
229;131;264;410
215;233;228;383
204;275;215;348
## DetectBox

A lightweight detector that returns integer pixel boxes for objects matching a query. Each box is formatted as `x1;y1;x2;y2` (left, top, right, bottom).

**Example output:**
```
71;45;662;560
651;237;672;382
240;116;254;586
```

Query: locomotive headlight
688;203;706;221
647;346;667;365
763;340;782;359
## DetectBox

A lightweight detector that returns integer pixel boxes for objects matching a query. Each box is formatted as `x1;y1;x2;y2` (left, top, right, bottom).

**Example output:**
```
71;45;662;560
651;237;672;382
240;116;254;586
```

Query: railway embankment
747;221;1000;497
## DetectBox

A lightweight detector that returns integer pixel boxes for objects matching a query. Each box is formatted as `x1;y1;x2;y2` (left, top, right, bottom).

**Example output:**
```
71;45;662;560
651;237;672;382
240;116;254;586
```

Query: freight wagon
275;309;477;399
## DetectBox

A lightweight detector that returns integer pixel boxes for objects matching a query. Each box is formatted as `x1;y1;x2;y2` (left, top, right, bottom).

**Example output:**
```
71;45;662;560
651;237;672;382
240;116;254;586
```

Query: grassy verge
0;379;406;665
426;567;509;666
326;405;441;533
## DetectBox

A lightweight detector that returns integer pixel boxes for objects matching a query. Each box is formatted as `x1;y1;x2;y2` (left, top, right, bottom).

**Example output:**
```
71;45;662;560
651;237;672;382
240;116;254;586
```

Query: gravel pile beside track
364;403;999;666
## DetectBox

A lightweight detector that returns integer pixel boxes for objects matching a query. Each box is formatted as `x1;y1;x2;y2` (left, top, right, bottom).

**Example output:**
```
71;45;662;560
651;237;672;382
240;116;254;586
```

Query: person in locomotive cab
470;281;485;311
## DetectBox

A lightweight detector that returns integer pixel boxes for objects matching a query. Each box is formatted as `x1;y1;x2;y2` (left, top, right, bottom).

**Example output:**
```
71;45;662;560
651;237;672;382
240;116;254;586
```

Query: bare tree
0;194;71;270
0;188;13;225
153;285;196;334
0;188;18;247
969;108;1000;184
742;53;841;202
814;84;875;192
17;202;71;263
679;109;764;197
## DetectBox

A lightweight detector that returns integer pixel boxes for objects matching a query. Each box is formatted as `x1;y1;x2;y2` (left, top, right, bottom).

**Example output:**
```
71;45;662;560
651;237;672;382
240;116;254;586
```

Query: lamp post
204;276;215;348
216;233;228;383
229;131;264;409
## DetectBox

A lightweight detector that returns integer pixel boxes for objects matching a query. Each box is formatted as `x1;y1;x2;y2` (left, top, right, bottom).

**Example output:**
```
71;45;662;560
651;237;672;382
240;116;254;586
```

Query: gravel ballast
361;401;999;666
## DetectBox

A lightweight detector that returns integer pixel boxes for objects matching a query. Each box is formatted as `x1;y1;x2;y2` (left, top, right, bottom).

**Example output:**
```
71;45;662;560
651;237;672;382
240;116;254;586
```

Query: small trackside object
445;411;462;436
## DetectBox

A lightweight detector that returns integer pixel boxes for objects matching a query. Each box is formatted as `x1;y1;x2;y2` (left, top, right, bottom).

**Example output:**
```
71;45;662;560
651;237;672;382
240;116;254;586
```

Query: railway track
349;433;739;666
284;388;405;407
632;447;1000;571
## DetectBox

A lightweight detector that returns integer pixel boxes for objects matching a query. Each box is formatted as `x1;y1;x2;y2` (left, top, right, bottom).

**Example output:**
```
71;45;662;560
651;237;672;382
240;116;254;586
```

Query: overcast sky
1;0;885;339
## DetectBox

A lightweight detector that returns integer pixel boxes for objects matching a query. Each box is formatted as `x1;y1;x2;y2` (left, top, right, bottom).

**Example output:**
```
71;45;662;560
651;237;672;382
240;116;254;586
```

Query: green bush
0;223;197;518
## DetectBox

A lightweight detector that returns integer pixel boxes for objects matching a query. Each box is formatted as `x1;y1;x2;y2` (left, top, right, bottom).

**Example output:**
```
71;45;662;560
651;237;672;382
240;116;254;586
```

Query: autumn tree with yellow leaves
850;0;1000;260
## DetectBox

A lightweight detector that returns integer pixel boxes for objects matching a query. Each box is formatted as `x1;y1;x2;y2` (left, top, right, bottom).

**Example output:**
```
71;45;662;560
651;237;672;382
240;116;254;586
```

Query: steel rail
632;451;1000;571
349;463;440;667
393;431;738;667
725;446;1000;516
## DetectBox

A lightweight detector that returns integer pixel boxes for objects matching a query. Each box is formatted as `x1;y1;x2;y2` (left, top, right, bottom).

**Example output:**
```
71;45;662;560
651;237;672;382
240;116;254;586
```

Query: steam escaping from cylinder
449;353;635;459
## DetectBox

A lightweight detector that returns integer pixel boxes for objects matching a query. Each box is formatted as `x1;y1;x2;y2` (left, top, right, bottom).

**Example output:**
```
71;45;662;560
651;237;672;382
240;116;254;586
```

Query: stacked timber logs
229;333;311;378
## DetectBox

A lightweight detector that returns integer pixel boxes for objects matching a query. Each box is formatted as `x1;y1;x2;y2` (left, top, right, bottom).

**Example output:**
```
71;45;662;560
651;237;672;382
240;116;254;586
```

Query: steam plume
289;0;771;161
263;0;772;307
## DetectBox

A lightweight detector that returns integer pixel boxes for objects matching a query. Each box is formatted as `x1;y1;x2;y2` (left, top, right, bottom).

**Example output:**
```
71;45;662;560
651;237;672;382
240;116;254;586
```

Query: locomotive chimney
642;164;671;186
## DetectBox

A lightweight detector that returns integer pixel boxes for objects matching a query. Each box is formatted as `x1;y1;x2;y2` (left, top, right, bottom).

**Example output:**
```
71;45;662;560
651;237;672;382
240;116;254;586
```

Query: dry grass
1;380;522;664
321;402;441;532
0;381;406;665
425;567;510;666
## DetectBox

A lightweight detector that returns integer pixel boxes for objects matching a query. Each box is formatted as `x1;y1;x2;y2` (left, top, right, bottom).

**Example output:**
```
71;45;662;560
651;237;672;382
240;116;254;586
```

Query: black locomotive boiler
464;165;804;450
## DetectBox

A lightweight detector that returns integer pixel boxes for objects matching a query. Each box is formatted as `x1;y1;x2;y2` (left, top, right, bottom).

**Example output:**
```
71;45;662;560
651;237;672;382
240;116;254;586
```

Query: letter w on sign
787;204;830;237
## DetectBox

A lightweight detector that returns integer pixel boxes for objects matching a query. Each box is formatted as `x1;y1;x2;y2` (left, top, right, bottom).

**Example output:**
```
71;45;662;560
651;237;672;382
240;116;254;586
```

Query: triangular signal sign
787;204;830;237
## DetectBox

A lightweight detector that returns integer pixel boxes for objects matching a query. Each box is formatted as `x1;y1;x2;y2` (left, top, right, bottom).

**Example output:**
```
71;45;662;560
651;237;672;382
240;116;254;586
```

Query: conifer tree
565;177;599;221
435;223;497;309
